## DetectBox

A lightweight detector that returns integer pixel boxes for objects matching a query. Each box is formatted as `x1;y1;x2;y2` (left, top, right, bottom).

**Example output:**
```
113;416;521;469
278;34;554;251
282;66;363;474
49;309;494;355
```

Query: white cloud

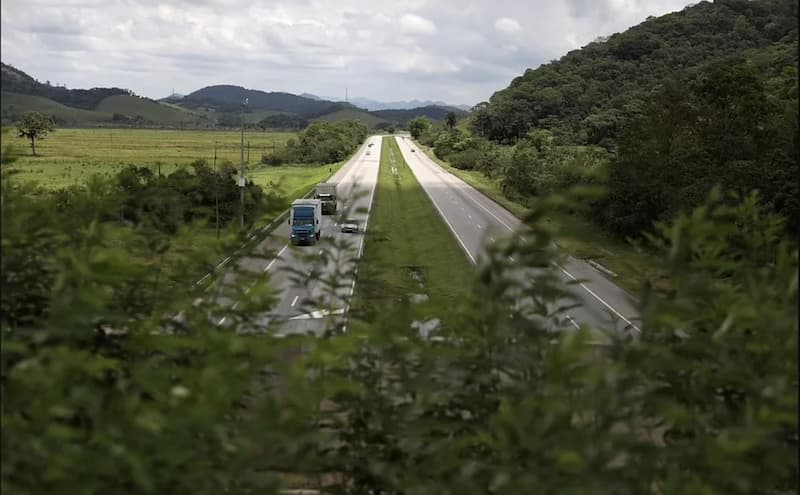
495;17;522;34
0;0;696;105
399;13;437;35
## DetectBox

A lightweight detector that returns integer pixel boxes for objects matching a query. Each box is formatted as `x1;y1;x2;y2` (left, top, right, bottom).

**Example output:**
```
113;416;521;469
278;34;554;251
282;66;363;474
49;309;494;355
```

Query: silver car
340;222;359;233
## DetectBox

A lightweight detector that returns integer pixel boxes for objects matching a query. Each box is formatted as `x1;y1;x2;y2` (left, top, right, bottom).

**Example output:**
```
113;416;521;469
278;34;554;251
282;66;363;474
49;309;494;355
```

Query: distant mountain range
311;94;472;111
1;62;468;130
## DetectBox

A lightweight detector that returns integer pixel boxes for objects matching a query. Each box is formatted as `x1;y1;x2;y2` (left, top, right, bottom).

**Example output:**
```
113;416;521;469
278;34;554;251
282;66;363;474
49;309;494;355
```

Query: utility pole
214;141;220;239
240;98;247;229
247;140;250;165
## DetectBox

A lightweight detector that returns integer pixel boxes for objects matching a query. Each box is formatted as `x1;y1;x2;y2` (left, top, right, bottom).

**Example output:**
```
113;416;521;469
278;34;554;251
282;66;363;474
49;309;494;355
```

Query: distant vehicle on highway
314;182;337;214
368;143;374;147
340;222;359;234
411;149;415;152
366;151;371;155
289;199;322;245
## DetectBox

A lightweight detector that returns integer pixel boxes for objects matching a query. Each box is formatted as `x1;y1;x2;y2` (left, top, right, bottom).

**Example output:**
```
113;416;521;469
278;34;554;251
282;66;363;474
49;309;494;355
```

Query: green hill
471;0;798;147
423;0;797;240
372;105;465;125
95;95;205;124
180;85;340;116
1;62;129;110
311;108;390;128
1;91;110;124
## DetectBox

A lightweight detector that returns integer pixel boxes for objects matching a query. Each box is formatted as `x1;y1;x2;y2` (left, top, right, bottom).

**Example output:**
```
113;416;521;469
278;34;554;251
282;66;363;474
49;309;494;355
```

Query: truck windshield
293;206;315;226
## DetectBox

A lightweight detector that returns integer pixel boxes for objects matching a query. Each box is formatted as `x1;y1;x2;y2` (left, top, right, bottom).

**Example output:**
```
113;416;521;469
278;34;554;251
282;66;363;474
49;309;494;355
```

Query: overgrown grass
3;128;296;188
352;136;473;331
416;143;668;295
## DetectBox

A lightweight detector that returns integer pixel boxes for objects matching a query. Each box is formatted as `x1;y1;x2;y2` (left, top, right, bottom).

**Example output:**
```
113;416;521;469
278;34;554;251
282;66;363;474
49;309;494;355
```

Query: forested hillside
421;0;797;238
471;0;796;147
2;62;132;110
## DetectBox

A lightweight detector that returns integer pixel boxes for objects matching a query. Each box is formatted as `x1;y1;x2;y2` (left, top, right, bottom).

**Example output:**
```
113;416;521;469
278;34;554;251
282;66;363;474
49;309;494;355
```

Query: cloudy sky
1;0;694;106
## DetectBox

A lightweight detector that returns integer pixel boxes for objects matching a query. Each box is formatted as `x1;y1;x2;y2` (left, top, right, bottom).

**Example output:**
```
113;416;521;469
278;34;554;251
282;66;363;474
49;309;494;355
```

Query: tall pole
240;98;246;229
247;140;250;165
214;141;219;239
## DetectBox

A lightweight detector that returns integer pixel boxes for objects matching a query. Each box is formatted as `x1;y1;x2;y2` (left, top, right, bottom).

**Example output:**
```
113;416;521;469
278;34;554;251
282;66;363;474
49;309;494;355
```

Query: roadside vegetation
266;120;368;165
3;140;795;491
1;1;796;493
351;135;473;333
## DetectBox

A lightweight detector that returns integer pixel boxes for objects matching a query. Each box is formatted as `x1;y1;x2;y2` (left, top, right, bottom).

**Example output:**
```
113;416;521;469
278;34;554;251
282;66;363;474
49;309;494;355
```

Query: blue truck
288;199;322;245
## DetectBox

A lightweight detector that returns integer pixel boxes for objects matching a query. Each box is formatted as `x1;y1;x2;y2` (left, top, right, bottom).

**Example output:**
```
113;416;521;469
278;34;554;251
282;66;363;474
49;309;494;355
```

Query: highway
212;136;382;336
394;135;641;335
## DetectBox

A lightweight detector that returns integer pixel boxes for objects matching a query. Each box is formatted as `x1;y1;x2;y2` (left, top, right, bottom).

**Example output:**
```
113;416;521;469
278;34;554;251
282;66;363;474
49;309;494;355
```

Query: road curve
394;135;640;335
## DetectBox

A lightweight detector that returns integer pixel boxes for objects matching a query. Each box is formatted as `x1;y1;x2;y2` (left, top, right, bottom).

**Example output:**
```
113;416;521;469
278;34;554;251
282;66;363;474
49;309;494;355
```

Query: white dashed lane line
291;295;299;307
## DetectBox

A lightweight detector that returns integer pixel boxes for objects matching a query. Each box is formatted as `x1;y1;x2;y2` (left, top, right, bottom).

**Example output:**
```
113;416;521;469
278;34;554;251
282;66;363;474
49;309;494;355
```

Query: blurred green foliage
2;162;795;492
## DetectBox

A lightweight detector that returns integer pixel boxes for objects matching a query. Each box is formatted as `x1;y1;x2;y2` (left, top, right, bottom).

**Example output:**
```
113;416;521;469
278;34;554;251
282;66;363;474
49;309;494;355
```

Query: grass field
352;136;473;332
416;143;667;295
3;127;297;188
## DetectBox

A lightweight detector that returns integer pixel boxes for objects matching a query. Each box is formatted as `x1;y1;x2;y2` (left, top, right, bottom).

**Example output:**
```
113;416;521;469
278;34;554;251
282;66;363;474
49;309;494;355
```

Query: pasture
4;128;298;188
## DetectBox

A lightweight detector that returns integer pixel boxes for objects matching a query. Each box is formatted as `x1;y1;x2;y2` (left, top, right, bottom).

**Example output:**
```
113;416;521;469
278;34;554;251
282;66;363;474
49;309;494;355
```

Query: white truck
314;182;338;214
288;198;322;245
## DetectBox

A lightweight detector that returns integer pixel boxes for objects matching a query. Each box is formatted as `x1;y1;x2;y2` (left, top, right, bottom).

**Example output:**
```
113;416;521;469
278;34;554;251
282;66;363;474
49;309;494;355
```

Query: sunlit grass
352;136;473;332
3;127;296;188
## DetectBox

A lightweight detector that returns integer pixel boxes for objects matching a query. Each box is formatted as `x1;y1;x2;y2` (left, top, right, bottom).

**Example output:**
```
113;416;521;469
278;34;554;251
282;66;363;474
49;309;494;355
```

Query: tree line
261;120;368;165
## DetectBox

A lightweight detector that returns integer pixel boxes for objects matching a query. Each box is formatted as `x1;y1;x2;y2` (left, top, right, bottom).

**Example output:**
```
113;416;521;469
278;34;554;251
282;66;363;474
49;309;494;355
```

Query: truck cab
289;199;322;245
315;182;338;215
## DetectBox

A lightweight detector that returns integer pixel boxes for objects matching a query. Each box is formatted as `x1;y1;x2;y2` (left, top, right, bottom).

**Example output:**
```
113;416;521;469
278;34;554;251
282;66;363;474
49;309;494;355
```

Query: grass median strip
352;136;473;333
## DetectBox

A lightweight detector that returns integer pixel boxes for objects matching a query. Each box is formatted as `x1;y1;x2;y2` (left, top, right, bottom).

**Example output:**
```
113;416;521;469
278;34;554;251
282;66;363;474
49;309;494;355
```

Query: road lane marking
263;244;288;272
191;273;211;288
291;295;299;307
341;149;382;333
565;314;580;330
558;266;640;333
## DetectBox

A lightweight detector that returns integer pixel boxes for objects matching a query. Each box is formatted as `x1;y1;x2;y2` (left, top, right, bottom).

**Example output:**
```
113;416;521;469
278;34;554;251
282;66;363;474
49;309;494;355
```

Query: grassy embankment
351;136;473;332
415;143;667;295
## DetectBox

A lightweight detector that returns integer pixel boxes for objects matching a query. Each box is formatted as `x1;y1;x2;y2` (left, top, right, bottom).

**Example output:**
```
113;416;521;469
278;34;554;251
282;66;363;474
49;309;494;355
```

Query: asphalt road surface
394;136;641;335
213;136;382;336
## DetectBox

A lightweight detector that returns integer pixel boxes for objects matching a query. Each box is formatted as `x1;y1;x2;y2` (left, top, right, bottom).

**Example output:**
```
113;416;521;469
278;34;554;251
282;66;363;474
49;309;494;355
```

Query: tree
445;111;457;130
407;117;431;139
16;111;55;156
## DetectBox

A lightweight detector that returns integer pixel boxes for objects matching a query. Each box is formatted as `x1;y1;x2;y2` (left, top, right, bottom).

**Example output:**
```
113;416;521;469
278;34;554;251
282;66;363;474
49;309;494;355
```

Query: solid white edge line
558;266;641;333
565;314;580;330
341;138;383;333
263;244;288;272
398;139;477;265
